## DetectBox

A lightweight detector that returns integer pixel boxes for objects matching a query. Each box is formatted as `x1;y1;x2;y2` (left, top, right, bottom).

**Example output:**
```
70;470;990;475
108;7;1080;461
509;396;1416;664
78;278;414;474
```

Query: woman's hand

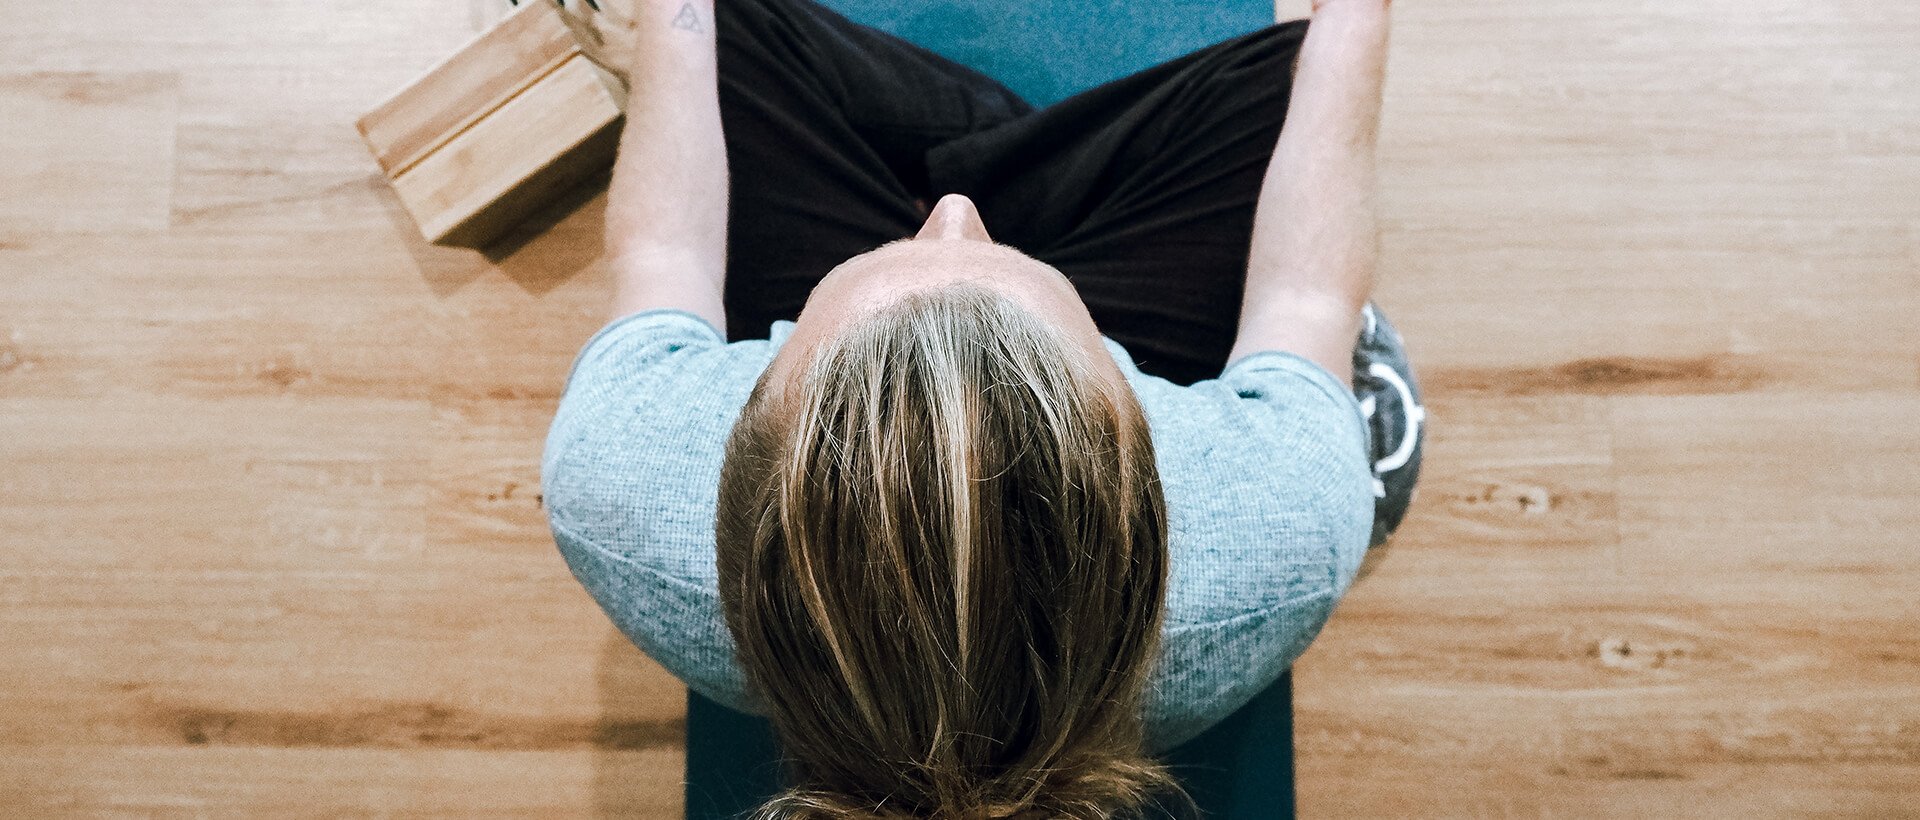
550;0;638;104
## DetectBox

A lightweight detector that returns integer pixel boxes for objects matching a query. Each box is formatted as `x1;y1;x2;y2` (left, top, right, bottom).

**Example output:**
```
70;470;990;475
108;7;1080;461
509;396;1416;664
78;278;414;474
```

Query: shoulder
1105;340;1377;748
1115;342;1376;610
555;307;740;401
537;309;777;718
540;309;779;580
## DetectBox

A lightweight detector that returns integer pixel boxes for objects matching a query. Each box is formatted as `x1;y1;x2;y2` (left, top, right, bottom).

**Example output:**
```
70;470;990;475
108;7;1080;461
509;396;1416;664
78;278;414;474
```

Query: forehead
826;239;1068;297
787;240;1078;346
765;237;1110;398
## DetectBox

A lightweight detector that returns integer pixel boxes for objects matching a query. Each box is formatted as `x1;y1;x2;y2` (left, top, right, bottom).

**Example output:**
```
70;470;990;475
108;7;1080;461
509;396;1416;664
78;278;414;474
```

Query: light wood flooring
0;0;1914;815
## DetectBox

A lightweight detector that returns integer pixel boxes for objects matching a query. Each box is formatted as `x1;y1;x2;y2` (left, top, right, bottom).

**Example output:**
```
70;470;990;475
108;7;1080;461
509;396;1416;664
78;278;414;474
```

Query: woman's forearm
603;0;729;332
1229;1;1391;379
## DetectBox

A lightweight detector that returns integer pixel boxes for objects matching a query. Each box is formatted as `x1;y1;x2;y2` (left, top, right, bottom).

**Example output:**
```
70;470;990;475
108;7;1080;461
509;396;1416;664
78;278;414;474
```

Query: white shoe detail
1368;361;1424;475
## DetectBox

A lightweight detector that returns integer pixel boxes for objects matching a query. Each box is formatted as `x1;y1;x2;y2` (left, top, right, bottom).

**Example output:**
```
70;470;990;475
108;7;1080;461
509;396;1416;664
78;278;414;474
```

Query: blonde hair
715;283;1195;819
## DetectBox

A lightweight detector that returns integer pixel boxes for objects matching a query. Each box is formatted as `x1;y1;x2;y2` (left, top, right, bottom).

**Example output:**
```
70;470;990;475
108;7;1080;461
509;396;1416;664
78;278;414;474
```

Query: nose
915;193;993;242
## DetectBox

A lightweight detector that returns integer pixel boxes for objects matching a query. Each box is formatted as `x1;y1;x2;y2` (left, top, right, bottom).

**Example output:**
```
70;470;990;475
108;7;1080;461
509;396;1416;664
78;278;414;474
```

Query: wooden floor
1;0;1913;816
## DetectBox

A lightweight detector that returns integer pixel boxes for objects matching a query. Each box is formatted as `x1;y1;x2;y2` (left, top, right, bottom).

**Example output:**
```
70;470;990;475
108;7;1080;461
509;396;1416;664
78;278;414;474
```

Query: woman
540;0;1416;816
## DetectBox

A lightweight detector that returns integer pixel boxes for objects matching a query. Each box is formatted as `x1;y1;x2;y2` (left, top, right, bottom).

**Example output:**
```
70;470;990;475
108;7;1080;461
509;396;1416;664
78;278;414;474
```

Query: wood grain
389;52;624;247
1356;395;1618;585
1296;0;1920;814
1;0;1915;815
1612;392;1920;574
0;747;683;816
357;0;579;177
0;72;178;233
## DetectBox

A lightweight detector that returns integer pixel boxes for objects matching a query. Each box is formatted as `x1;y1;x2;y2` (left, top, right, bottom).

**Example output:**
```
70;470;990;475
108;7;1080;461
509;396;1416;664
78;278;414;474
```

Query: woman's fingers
593;0;637;31
550;0;605;50
549;0;634;106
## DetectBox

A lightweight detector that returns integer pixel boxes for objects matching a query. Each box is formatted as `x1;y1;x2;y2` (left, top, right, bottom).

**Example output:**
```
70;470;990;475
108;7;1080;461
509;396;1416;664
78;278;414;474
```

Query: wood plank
1375;169;1920;396
0;568;681;744
0;72;178;235
1372;0;1920;398
1296;759;1919;818
0;394;689;806
170;66;414;234
0;746;684;816
0;228;612;405
0;232;441;403
1298;2;1920;812
0;1;682;816
0;4;477;76
1299;574;1920;816
0;395;433;572
1612;391;1920;574
1359;394;1617;585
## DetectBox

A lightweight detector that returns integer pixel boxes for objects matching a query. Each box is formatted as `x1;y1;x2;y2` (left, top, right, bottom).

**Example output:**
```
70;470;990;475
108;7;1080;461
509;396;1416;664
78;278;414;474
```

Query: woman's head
714;196;1192;818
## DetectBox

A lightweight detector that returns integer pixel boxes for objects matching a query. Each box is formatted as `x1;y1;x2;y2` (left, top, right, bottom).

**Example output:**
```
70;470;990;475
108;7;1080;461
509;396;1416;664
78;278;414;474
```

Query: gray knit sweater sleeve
541;308;1374;753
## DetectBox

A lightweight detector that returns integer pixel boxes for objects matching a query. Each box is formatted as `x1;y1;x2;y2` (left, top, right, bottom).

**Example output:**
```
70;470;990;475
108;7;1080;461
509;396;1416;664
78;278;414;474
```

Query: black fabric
718;0;1306;389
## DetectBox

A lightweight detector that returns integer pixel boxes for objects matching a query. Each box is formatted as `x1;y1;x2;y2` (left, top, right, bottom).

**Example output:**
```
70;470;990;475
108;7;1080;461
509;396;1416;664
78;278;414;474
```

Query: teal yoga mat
817;0;1277;107
686;675;1298;819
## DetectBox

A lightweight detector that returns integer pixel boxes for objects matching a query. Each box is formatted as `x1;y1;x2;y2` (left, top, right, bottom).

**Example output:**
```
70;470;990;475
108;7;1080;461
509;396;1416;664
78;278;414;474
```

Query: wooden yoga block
357;1;625;248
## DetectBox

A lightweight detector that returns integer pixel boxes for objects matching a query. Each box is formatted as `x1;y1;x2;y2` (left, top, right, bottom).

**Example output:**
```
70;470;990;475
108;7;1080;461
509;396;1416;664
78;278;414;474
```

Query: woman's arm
1227;0;1391;383
564;0;730;335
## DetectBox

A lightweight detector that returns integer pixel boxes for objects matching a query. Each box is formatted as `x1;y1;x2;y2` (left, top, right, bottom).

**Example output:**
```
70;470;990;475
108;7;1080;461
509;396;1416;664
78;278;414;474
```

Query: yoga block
357;1;624;248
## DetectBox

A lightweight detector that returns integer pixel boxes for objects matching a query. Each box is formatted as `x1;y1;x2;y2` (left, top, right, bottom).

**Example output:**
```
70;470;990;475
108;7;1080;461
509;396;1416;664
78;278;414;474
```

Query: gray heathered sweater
541;308;1373;752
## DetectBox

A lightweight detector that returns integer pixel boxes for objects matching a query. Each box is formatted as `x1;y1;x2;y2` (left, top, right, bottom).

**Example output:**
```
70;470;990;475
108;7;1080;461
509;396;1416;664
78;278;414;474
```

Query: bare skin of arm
1228;0;1392;384
558;0;731;335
